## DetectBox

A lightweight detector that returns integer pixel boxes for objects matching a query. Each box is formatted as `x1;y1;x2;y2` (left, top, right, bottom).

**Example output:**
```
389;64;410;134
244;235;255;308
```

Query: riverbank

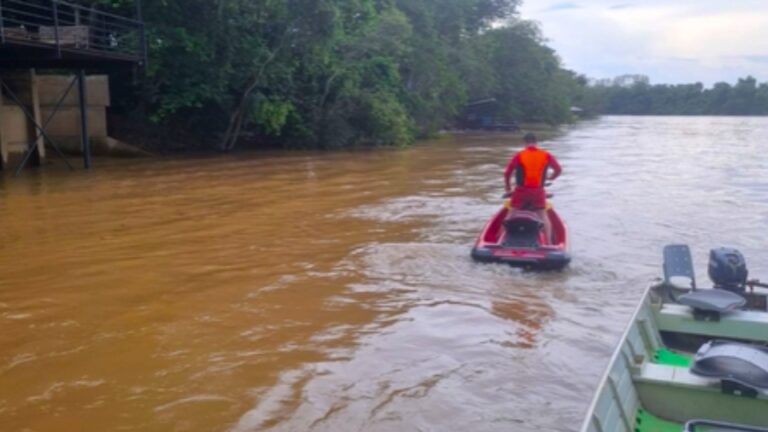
109;116;563;155
101;117;567;159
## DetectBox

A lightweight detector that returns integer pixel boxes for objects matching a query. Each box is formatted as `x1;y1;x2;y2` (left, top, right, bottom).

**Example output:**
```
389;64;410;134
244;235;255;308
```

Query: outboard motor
708;247;748;293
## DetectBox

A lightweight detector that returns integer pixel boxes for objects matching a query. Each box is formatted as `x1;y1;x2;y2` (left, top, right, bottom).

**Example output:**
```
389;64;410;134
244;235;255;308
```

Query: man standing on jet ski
504;132;562;242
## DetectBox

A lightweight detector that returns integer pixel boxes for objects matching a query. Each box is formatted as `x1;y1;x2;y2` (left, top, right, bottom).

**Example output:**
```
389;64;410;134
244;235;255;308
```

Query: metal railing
0;0;146;64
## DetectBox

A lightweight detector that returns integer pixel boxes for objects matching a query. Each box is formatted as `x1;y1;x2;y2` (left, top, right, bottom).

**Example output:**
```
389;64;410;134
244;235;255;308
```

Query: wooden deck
0;0;145;68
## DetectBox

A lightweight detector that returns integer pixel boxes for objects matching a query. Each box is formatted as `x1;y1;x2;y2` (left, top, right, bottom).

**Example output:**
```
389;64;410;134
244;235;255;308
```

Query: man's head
523;132;537;145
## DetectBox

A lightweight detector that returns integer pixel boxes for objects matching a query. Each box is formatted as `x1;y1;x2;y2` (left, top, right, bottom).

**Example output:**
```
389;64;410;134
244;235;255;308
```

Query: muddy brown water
2;116;768;431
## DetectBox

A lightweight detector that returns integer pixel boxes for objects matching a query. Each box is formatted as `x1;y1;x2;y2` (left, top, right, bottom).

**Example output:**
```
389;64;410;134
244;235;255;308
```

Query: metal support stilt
0;75;5;172
30;69;45;166
77;69;91;169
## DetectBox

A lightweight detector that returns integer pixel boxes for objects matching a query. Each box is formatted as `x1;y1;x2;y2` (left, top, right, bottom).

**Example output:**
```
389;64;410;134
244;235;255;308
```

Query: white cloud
520;0;768;84
658;13;768;59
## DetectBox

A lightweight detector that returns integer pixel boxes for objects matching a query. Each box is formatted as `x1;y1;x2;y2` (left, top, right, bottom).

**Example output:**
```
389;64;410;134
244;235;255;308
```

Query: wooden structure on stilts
0;0;146;174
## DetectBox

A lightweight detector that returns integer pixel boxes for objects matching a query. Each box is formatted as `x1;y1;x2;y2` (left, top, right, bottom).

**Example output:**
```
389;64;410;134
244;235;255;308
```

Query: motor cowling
708;247;748;292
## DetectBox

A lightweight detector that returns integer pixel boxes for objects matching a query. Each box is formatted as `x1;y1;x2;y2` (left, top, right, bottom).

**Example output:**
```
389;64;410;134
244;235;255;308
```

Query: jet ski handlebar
502;183;555;200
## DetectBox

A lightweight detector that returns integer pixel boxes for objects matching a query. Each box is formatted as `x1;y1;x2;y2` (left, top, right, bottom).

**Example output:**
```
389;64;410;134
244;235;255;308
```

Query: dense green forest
94;1;768;150
582;76;768;116
101;0;585;150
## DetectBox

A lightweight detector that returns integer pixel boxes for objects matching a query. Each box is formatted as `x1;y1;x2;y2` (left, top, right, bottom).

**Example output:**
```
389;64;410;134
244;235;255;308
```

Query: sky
518;0;768;85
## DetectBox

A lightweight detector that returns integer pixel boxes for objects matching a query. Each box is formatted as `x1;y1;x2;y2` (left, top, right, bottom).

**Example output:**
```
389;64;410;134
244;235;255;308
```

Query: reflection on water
1;117;768;431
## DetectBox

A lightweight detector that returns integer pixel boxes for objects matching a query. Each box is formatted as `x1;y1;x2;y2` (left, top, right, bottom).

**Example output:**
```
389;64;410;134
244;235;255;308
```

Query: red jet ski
471;196;571;270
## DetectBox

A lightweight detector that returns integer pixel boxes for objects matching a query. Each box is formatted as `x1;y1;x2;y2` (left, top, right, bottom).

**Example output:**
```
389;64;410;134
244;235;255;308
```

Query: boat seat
503;211;543;228
677;290;746;314
685;419;768;431
663;244;697;289
661;244;746;317
691;341;768;392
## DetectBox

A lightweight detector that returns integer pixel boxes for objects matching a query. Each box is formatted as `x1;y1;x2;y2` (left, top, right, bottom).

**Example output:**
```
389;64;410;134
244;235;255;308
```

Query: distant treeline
582;76;768;116
97;0;587;150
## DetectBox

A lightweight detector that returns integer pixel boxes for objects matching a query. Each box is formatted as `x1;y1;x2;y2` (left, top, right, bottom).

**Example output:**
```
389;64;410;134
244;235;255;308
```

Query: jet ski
471;195;570;270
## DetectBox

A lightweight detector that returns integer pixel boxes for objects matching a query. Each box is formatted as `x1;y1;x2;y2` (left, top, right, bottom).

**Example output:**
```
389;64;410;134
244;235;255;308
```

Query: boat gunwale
579;285;654;432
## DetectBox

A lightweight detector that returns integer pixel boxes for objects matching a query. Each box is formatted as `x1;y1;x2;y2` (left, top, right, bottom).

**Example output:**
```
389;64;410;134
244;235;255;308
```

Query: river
1;116;767;431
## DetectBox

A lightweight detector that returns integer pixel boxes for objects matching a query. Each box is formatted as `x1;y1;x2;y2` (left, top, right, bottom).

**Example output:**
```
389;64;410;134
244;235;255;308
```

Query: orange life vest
516;146;550;188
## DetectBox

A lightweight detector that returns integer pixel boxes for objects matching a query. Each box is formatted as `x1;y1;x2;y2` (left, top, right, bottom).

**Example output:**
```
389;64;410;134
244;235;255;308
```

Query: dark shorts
511;187;546;210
